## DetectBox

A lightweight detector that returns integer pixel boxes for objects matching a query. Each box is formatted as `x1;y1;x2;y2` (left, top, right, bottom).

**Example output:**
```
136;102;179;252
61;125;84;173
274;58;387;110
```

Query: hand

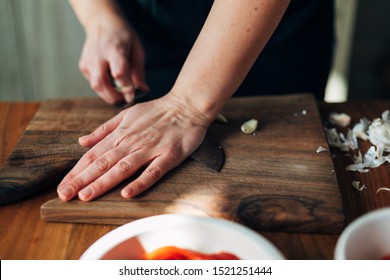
57;93;209;201
79;17;149;104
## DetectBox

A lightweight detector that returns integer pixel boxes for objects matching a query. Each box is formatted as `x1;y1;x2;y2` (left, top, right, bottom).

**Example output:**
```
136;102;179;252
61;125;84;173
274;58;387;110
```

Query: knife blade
117;89;150;108
190;137;225;172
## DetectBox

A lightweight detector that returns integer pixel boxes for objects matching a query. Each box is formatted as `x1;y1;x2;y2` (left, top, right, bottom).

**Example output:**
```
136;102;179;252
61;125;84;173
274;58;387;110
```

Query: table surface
0;99;389;260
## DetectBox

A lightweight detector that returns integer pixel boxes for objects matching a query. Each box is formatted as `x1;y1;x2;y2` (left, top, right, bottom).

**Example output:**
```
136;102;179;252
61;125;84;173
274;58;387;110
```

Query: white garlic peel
376;187;390;194
241;119;258;134
352;181;367;192
326;110;390;193
316;146;328;153
326;110;390;172
368;110;390;148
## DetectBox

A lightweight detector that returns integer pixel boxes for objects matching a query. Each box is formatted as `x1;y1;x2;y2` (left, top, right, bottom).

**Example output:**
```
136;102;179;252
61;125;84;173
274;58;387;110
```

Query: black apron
117;0;334;99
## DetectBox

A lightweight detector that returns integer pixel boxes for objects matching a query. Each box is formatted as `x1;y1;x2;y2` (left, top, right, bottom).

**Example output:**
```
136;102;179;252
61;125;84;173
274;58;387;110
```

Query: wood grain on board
0;94;345;233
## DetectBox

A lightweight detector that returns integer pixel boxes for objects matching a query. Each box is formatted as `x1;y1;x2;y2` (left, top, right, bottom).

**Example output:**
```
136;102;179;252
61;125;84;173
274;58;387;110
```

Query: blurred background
0;0;389;102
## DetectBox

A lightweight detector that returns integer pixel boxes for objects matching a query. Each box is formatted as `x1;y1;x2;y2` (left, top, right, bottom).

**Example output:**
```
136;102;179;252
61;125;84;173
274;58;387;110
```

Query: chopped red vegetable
144;246;240;260
381;254;390;260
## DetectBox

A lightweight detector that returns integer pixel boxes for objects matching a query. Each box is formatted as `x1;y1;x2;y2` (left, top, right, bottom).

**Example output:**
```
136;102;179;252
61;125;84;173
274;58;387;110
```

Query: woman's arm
172;0;290;123
69;0;149;104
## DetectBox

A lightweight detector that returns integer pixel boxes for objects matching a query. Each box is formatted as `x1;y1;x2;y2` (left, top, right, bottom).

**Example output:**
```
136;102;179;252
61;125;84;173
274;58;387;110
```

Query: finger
89;62;123;105
61;132;120;182
78;45;91;81
79;60;90;81
57;148;102;200
78;111;125;148
58;117;126;195
110;56;135;103
57;147;128;201
78;150;146;201
121;155;178;198
58;108;127;200
113;80;135;104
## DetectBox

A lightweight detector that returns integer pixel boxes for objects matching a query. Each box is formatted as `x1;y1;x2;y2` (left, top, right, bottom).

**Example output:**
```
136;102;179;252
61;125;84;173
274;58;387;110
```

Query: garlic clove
241;119;258;134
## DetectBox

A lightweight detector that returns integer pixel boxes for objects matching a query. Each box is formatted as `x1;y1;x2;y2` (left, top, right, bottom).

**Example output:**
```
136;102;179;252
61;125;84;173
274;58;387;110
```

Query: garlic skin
368;110;390;149
352;118;370;141
326;110;390;174
316;146;328;153
376;187;390;194
327;110;390;191
241;119;258;134
345;146;389;172
325;128;350;151
352;181;367;192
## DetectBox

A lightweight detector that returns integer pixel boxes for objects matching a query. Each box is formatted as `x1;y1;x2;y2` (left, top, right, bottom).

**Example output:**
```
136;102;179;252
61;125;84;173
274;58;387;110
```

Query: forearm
69;0;125;33
172;0;290;123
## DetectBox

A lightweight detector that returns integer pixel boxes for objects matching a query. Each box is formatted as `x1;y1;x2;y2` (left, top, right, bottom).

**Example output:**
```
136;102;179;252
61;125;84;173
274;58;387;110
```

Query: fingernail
122;188;134;198
59;187;73;200
79;187;93;200
124;94;133;103
79;135;89;141
119;84;134;95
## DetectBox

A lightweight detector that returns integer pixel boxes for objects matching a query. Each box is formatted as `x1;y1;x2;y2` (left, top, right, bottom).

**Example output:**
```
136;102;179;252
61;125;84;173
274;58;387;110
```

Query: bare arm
68;0;123;29
58;0;290;201
69;0;149;104
172;0;290;123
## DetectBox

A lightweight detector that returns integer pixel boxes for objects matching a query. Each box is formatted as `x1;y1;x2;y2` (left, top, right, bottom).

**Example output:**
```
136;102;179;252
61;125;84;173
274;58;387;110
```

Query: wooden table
0;100;388;260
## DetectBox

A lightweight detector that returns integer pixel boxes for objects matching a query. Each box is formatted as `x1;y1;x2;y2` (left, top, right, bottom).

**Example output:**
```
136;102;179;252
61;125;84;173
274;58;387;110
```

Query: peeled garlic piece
329;112;351;127
241;119;258;134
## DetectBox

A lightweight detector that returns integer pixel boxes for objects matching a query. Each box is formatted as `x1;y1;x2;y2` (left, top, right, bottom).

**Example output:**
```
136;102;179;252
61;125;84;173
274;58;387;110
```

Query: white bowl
80;214;285;260
335;207;390;260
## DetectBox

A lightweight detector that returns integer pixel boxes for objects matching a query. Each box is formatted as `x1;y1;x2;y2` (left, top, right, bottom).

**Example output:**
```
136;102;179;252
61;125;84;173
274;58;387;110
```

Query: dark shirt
117;0;334;99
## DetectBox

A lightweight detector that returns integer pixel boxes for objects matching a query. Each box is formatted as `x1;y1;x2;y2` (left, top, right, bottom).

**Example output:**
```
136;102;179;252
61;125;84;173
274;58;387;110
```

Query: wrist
166;87;222;127
158;91;212;130
69;0;127;34
83;13;127;36
170;69;233;125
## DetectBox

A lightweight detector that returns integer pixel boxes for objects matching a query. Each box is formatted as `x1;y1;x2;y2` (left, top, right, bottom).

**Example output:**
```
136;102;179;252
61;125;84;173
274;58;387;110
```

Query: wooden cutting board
1;94;345;233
